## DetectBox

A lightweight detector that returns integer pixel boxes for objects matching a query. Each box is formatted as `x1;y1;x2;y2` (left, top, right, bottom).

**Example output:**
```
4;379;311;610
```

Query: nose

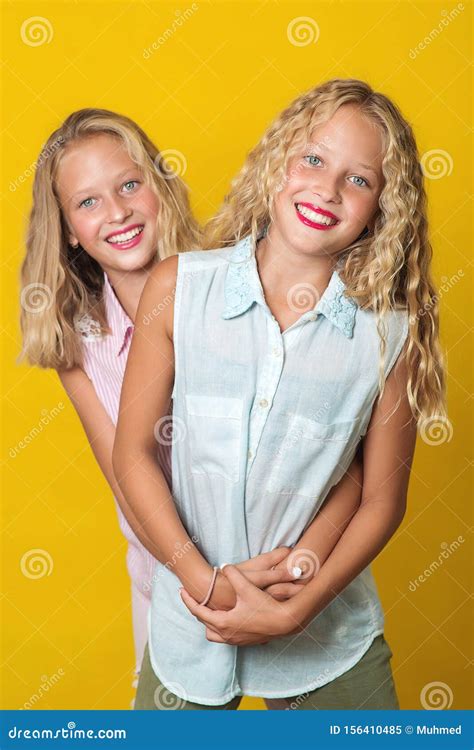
311;173;341;204
104;194;132;224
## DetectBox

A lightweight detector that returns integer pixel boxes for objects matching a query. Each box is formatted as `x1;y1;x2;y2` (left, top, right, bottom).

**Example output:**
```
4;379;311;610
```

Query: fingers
265;582;306;600
245;567;300;589
237;546;290;572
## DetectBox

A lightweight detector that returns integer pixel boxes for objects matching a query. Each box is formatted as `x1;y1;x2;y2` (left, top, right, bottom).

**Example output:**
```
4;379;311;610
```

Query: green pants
135;634;400;710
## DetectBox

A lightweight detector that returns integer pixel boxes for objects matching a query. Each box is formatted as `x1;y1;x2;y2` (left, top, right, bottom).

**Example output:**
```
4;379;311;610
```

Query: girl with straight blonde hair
18;108;202;697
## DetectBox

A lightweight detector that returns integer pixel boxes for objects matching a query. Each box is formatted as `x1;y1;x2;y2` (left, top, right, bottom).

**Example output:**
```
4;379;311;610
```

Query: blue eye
350;176;368;187
304;155;322;167
123;180;139;192
80;197;96;208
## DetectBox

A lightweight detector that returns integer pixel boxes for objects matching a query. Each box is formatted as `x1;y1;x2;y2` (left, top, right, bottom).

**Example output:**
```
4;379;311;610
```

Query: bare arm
112;256;215;602
111;258;294;608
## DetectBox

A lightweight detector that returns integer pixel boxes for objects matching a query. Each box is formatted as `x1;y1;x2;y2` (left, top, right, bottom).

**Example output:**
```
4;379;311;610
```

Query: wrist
207;572;236;611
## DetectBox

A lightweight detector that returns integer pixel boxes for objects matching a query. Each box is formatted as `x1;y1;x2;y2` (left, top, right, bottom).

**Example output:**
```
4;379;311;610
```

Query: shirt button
272;347;282;357
248;449;253;459
259;398;269;408
307;312;318;321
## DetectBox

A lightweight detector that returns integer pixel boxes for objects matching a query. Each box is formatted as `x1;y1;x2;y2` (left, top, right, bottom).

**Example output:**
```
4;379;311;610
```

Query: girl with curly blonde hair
113;79;446;709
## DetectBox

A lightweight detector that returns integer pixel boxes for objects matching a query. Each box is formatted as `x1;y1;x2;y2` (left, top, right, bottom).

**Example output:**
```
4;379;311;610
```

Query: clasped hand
179;547;310;646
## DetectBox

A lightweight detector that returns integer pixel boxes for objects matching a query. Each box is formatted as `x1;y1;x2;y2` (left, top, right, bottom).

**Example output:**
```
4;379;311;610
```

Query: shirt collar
221;235;358;338
103;272;134;356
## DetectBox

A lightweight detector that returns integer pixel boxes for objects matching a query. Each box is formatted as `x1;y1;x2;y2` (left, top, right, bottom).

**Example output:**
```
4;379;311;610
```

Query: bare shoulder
147;254;179;295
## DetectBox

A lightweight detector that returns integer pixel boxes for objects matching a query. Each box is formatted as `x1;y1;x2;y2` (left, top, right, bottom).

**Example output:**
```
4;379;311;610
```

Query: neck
255;225;337;302
103;262;155;322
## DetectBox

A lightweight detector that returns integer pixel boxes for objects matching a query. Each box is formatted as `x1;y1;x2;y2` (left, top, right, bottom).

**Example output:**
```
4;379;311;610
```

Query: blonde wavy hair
19;108;200;370
203;78;446;424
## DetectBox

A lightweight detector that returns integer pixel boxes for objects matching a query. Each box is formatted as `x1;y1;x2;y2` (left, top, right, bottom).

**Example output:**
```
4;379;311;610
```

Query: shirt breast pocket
267;412;360;498
185;394;243;483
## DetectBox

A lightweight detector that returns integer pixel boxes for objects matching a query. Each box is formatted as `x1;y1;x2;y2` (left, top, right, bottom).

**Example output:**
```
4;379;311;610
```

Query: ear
68;231;79;249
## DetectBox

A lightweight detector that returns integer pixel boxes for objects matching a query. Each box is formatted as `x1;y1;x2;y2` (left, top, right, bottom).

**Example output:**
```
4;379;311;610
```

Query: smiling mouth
106;225;144;244
295;203;339;228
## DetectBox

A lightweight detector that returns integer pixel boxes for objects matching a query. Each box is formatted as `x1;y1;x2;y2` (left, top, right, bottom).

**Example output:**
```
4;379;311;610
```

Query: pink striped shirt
75;271;172;671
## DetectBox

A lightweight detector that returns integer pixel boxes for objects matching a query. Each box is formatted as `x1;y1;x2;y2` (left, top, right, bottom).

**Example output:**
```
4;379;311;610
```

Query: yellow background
2;0;472;710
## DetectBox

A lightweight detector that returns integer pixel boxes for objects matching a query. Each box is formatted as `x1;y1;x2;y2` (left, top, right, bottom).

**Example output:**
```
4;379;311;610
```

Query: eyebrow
71;169;139;199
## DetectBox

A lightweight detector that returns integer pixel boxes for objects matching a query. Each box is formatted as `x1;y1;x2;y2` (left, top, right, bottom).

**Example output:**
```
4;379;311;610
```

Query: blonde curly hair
203;78;446;424
19;108;200;370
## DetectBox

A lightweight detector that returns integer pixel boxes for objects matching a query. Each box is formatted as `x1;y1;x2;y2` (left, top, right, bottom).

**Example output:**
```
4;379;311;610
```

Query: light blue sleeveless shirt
148;235;409;705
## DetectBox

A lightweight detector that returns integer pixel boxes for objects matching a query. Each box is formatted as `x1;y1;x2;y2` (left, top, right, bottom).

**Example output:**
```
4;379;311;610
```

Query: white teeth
296;204;337;226
107;225;144;244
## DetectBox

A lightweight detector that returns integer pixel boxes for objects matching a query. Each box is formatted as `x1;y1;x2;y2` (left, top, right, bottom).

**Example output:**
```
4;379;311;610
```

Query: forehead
56;133;136;192
300;105;385;167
